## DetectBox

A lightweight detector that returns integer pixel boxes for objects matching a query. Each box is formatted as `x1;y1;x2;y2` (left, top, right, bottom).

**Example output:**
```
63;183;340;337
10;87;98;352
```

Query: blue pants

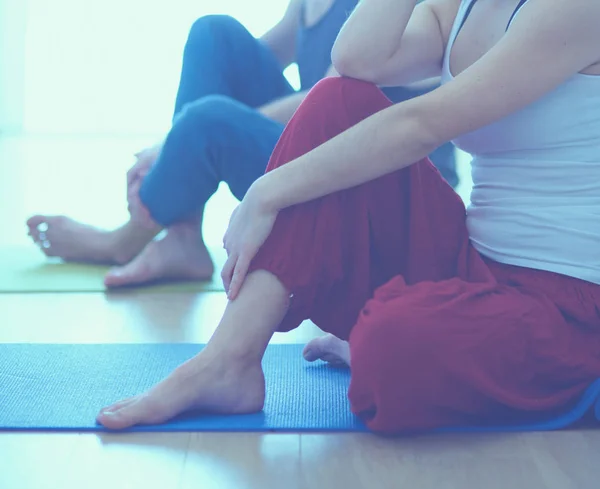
139;15;294;226
140;15;457;227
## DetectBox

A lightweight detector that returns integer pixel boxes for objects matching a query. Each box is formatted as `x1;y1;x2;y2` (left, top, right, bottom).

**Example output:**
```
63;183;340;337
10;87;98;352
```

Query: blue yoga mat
1;344;599;433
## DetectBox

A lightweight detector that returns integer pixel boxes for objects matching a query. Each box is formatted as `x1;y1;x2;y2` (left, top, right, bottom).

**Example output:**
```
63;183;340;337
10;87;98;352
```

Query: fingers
228;253;251;301
126;179;142;213
221;254;236;293
128;178;141;199
127;163;153;190
126;166;139;188
221;250;253;300
127;156;146;187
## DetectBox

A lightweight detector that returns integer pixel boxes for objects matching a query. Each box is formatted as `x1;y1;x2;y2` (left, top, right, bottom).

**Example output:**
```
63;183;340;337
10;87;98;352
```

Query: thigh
175;15;295;115
348;275;600;434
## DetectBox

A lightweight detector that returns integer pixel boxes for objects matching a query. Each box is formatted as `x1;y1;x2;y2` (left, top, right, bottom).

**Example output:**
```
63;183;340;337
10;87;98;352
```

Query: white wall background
0;0;28;133
0;0;293;135
0;0;471;244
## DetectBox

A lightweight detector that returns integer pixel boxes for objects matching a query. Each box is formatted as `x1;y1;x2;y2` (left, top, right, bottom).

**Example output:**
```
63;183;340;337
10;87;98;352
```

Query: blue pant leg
173;15;294;117
140;96;284;226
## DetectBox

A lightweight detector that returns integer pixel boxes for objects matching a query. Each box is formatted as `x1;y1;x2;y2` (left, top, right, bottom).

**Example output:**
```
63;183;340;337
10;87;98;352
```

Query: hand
221;189;278;300
127;143;162;188
126;144;162;213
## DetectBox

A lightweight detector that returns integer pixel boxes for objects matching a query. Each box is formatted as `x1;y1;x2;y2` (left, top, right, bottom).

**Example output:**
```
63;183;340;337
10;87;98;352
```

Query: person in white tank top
96;0;600;435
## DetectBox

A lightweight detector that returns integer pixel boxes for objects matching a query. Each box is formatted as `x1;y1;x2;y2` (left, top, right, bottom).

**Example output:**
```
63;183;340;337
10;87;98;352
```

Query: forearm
258;91;308;125
253;100;438;211
332;0;418;73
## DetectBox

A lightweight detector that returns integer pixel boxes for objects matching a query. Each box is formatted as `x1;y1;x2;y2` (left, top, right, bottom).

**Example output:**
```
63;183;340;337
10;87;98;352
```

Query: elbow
331;44;382;83
391;101;446;157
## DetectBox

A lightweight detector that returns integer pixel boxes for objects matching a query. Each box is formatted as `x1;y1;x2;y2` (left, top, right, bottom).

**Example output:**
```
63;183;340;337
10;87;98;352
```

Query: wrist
247;173;282;213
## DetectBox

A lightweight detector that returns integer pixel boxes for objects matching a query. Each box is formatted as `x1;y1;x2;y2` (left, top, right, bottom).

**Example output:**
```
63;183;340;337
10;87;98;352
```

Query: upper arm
259;0;303;69
334;0;461;86
408;0;600;145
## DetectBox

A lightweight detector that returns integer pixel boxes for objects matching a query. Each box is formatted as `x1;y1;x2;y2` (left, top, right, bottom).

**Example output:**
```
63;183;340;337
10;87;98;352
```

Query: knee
304;77;370;108
311;76;372;94
297;77;387;122
173;95;247;137
186;15;247;47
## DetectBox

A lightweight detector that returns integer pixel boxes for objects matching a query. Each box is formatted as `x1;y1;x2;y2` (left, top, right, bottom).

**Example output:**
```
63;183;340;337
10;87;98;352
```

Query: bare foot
103;222;214;288
303;334;351;368
26;215;124;264
26;215;157;265
96;353;265;430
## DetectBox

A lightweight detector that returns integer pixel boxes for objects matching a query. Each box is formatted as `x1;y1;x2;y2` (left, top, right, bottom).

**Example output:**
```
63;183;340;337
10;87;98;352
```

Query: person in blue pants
27;0;457;287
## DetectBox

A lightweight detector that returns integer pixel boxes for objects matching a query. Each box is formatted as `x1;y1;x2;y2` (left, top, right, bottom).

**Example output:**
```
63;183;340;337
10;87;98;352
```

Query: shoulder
407;0;600;145
509;0;600;44
500;0;600;79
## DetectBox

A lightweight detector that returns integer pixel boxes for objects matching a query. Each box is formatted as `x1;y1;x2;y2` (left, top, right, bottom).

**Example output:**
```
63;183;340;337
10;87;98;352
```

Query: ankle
111;221;160;264
200;343;264;371
179;350;260;384
168;221;205;246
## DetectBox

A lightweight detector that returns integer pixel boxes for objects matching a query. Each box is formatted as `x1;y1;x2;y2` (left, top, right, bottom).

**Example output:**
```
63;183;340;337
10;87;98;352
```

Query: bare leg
96;270;289;430
303;334;351;368
103;209;214;288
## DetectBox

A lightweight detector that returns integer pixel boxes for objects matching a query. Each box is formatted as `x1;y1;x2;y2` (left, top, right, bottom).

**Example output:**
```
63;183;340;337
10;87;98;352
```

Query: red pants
249;77;600;434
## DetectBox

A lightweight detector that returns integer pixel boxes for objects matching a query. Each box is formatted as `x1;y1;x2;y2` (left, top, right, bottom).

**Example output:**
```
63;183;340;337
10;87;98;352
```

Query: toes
26;214;64;232
104;267;130;288
97;395;169;430
302;347;319;362
96;398;147;430
26;215;48;229
303;337;327;362
26;215;48;239
319;352;348;367
104;261;152;288
303;335;350;366
26;215;51;251
99;396;137;414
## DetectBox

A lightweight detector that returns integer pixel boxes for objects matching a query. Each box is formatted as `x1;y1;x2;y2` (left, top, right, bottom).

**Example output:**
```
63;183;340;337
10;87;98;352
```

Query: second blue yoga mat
1;344;599;433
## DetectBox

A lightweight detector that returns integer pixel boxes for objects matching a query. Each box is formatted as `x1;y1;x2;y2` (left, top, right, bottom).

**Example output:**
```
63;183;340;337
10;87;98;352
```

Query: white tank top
441;0;600;285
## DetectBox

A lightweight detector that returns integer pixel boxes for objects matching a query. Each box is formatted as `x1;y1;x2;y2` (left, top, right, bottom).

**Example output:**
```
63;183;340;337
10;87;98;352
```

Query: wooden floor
1;291;600;489
0;1;597;483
